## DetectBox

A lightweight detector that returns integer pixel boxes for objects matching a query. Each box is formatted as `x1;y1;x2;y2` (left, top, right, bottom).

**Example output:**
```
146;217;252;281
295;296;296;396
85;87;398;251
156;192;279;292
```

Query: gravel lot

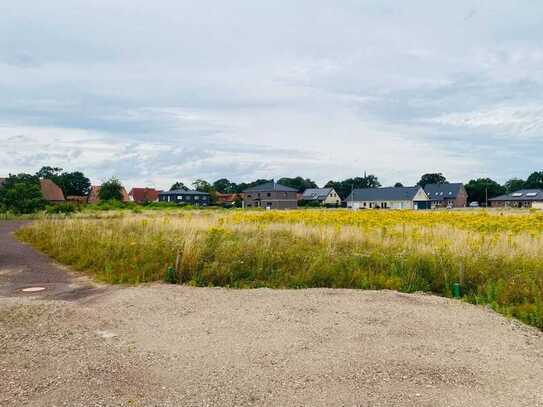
2;222;543;406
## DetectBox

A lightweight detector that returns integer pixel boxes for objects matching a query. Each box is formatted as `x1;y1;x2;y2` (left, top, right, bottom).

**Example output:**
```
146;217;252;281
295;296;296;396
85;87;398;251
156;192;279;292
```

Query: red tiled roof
40;179;65;202
216;193;238;203
129;187;159;203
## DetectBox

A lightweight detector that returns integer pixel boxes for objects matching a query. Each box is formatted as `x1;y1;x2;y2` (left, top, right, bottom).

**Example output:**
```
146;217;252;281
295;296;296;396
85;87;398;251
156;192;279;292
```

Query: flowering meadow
17;209;543;329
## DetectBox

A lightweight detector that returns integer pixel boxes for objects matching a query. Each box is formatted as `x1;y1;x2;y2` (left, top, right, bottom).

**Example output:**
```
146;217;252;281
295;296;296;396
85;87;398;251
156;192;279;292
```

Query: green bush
46;203;79;214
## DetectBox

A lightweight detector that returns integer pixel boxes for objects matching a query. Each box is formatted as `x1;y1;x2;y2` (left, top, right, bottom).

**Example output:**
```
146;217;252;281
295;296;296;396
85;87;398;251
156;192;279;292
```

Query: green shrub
46;203;79;214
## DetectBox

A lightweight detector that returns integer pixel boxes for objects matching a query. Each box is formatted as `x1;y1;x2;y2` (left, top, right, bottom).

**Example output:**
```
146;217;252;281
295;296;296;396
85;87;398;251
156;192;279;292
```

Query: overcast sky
1;1;542;189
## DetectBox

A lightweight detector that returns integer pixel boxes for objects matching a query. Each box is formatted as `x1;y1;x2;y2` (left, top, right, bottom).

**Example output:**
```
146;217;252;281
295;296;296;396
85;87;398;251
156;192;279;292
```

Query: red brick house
423;183;468;208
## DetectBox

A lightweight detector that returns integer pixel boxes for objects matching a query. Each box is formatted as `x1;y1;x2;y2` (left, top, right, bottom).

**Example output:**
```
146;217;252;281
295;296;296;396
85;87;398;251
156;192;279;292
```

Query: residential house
216;193;239;207
158;189;210;206
301;188;341;206
40;179;65;203
129;187;160;204
424;183;468;208
0;177;6;188
346;186;430;210
87;185;130;204
489;189;543;209
241;181;298;209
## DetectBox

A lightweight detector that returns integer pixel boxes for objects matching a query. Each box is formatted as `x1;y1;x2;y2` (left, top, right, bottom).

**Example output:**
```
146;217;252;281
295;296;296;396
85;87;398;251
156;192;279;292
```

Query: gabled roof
489;189;543;201
129;187;160;202
424;183;464;201
216;193;238;202
243;181;298;193
40;179;65;202
302;188;333;201
159;189;210;196
346;187;424;202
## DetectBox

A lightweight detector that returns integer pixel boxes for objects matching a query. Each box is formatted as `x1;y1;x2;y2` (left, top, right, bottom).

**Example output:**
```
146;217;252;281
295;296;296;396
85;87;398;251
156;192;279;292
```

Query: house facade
301;188;341;206
129;187;160;203
346;186;430;210
241;181;298;209
424;183;468;208
158;189;210;206
489;189;543;208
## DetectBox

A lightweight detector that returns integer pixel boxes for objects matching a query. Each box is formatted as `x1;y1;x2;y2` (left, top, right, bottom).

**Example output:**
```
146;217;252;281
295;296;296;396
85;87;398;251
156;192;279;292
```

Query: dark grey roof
243;181;298;193
489;189;543;201
302;188;333;201
159;189;210;196
424;183;463;201
346;187;425;202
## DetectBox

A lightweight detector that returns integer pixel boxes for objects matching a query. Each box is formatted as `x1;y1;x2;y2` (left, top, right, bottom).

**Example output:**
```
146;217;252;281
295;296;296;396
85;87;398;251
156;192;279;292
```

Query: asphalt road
0;221;105;301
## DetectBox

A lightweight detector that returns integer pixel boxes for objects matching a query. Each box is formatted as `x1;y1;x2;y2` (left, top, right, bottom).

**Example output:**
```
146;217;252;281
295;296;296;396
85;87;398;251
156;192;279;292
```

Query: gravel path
1;222;543;406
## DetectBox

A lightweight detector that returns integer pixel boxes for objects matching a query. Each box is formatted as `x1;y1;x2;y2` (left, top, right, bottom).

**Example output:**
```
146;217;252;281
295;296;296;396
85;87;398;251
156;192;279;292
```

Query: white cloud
422;105;543;137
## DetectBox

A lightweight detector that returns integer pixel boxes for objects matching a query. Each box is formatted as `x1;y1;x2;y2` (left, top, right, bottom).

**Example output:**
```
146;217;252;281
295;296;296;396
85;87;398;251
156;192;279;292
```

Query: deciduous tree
526;171;543;189
0;174;46;213
417;173;447;188
98;177;124;201
465;178;505;206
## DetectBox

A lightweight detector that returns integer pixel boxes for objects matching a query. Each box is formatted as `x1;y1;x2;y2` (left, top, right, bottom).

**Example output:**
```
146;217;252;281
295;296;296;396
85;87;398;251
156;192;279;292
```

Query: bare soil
1;221;543;406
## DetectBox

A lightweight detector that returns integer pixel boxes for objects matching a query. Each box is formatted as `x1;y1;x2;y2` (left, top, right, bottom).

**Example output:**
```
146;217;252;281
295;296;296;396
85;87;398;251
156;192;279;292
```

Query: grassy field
16;208;543;329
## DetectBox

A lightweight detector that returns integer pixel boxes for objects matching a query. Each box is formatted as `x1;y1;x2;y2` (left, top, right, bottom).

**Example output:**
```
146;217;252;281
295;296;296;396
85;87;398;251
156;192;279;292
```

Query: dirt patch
2;286;543;406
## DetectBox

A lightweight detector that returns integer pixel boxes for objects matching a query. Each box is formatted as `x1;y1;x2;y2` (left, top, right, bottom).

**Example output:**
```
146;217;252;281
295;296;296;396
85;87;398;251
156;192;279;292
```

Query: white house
301;188;341;206
345;186;430;210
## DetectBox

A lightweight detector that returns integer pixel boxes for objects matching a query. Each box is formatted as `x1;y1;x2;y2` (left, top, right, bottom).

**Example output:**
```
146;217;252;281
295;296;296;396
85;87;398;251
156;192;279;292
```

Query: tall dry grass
16;209;543;329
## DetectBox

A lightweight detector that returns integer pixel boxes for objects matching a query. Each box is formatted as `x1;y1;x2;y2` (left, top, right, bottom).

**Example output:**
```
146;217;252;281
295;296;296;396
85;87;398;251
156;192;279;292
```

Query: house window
194;196;200;200
247;194;252;198
267;193;271;197
177;195;183;200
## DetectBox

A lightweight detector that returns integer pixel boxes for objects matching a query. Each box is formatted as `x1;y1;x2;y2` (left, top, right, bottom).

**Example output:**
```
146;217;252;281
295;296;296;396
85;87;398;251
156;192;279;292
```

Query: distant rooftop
159;189;210;196
302;188;333;200
346;186;424;202
424;183;463;201
489;189;543;201
243;181;298;193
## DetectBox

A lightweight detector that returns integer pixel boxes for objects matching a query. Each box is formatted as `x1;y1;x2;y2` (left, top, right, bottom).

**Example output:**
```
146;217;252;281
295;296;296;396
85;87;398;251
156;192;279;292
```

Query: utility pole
485;187;488;208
